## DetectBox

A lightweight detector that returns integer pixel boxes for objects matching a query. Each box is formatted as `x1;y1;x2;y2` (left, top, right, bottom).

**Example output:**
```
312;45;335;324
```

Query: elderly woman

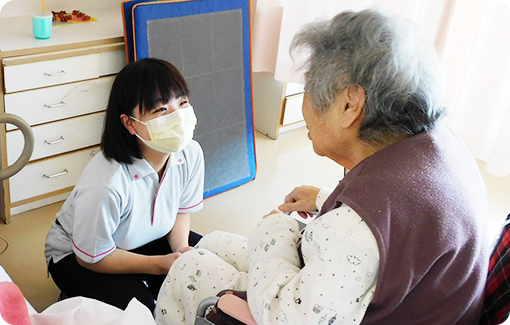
156;9;488;325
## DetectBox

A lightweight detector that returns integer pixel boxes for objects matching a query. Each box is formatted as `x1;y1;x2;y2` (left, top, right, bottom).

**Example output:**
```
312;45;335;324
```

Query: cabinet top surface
0;7;124;56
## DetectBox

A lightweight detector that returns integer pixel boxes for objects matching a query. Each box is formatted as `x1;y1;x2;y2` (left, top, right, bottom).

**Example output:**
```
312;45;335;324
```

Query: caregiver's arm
77;214;192;275
167;213;193;253
76;214;191;276
76;249;181;275
247;207;379;325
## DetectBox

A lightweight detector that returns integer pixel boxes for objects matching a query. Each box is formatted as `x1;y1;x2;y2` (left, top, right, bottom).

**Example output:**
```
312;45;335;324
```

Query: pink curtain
252;0;510;177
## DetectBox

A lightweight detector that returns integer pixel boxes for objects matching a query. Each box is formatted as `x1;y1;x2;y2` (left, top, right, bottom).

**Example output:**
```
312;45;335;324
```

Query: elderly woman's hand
278;185;320;218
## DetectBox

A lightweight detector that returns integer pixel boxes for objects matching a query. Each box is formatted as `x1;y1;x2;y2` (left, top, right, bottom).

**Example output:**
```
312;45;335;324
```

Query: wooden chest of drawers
0;7;126;223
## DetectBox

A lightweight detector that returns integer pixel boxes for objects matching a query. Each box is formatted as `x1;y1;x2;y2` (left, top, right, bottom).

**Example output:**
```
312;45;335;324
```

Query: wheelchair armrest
196;296;220;318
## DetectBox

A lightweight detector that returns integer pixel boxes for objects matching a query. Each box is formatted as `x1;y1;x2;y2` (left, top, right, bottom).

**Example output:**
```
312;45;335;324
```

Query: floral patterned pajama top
156;188;380;325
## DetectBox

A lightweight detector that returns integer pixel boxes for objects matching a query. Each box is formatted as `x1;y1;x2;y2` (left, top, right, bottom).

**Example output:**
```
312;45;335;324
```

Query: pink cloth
0;281;32;325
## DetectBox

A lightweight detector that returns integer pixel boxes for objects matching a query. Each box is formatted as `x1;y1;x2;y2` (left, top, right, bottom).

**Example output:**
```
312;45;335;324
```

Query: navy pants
48;231;202;313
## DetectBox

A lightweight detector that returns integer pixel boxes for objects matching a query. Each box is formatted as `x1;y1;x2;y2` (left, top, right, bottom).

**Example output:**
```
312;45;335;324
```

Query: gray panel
187;73;220;136
212;10;243;71
147;19;184;71
214;67;246;128
180;14;214;77
196;122;250;193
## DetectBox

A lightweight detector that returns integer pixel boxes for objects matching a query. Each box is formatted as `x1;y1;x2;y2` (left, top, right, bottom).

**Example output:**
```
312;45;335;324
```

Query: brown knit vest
320;124;489;325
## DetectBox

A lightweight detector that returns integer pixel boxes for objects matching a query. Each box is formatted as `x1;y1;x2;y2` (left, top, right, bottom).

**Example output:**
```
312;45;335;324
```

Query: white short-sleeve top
45;140;205;264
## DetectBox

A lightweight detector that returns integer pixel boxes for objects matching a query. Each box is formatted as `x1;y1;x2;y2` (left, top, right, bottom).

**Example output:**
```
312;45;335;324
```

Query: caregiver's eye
154;106;168;113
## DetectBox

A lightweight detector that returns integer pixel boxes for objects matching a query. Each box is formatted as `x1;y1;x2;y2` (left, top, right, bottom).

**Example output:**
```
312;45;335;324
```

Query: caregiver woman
45;58;205;313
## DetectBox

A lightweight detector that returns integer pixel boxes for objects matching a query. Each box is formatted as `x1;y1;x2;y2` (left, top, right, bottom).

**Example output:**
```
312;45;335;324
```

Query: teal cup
32;12;53;39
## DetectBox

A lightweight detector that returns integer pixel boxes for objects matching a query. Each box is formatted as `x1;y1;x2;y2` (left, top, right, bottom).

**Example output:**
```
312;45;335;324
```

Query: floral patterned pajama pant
155;231;250;325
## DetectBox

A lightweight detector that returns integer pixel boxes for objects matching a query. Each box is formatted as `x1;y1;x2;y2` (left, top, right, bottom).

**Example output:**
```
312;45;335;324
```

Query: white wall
0;0;122;17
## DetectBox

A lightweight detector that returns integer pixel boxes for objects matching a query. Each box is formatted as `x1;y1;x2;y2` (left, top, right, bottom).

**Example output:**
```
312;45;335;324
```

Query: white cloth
29;297;156;325
156;189;380;325
45;140;204;264
0;266;155;325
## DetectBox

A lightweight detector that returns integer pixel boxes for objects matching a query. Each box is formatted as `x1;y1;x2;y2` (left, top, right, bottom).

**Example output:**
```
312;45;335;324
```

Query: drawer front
4;76;114;130
9;147;100;203
6;112;105;164
100;48;126;76
3;54;101;93
282;93;304;125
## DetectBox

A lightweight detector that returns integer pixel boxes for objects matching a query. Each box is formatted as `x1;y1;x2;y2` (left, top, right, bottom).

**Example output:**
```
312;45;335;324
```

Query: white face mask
130;106;197;153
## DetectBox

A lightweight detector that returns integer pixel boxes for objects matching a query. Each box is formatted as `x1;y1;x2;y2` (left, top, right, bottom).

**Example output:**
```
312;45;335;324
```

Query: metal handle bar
43;169;68;179
44;70;66;77
44;136;64;145
0;113;34;181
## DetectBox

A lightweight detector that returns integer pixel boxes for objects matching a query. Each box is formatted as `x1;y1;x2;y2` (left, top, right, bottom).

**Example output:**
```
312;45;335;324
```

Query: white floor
191;127;345;238
1;126;509;313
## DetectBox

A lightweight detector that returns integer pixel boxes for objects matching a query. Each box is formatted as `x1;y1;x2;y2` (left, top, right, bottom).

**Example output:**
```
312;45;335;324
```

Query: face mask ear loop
130;116;147;125
129;116;149;141
134;133;148;142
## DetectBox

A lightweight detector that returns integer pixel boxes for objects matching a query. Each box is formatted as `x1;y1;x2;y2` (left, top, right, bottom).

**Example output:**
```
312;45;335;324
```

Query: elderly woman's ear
336;84;366;129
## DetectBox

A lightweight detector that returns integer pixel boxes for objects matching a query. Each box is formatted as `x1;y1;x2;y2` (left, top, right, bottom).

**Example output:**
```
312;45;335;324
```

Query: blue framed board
122;0;256;198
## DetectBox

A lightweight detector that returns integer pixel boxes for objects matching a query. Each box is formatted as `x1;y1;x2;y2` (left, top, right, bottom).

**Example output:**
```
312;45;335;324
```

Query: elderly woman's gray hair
291;9;445;144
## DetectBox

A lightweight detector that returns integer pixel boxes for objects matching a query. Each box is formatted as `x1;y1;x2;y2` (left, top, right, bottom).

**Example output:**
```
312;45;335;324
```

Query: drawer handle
43;169;68;179
44;136;65;145
44;70;66;77
44;102;66;109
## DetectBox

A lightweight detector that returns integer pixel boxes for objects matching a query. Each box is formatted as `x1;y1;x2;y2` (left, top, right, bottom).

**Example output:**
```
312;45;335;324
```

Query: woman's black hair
101;58;190;164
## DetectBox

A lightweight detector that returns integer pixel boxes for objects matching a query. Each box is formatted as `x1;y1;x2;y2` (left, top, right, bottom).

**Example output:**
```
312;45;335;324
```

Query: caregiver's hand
158;252;182;274
279;185;320;219
177;246;194;254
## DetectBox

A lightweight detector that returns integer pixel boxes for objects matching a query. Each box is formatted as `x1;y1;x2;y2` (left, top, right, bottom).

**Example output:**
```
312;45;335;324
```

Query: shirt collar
167;150;185;168
127;152;185;181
